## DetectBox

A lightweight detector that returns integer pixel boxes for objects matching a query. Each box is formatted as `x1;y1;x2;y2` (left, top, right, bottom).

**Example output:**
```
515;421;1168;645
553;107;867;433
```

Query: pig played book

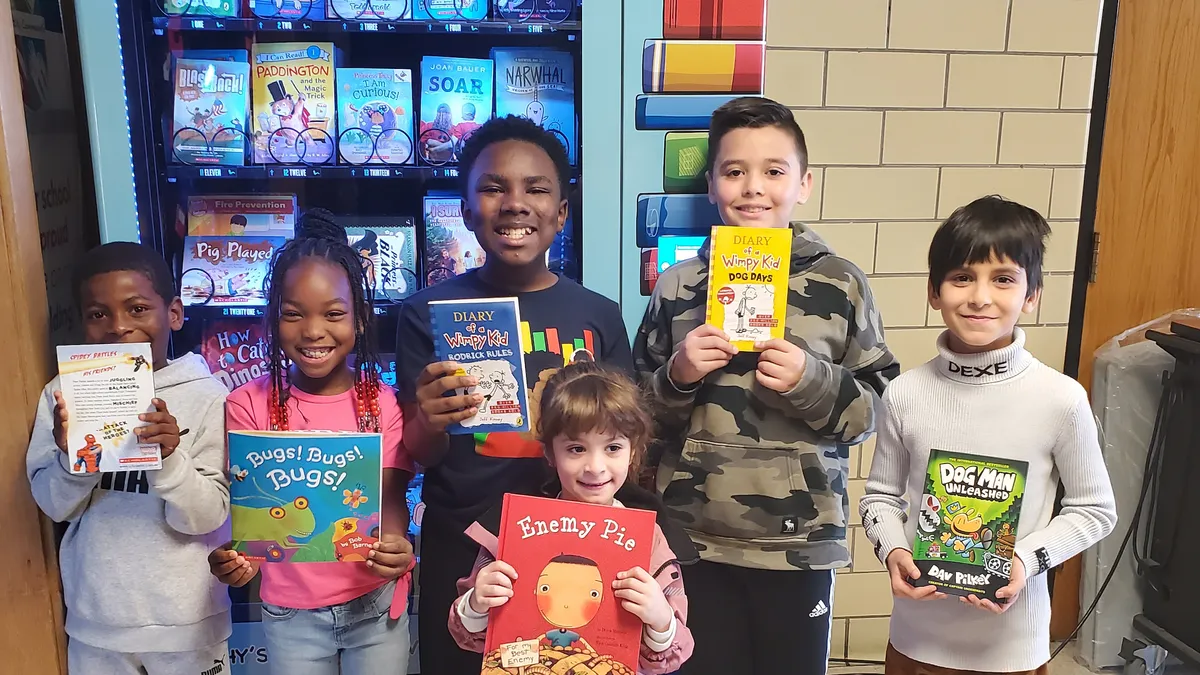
228;430;382;564
483;494;657;675
912;450;1028;602
428;297;528;434
705;225;791;351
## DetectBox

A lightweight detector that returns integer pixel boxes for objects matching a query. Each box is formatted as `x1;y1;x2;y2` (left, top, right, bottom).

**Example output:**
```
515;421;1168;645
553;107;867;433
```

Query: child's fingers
909;584;940;601
755;360;790;380
423;394;482;415
754;370;788;391
694;336;738;356
492;560;519;580
419;361;465;386
137;412;176;425
136;423;177;439
212;557;247;577
152;398;170;413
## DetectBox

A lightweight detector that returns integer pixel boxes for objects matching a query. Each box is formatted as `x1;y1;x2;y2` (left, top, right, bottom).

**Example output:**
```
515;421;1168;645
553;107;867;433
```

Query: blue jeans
260;580;409;675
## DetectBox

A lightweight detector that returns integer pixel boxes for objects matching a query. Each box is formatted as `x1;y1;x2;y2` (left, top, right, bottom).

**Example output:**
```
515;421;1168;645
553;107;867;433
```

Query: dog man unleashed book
912;450;1028;602
482;494;657;675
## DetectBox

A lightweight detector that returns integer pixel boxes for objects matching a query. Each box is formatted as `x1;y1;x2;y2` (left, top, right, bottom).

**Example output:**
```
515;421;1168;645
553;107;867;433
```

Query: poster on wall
12;2;89;347
625;0;766;304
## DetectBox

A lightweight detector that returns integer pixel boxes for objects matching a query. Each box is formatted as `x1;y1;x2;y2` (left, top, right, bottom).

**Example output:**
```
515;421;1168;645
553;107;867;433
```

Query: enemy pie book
482;494;657;675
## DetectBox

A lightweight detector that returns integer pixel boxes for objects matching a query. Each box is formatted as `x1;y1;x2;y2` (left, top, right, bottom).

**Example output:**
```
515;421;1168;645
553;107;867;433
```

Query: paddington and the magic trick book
911;450;1028;602
481;494;657;675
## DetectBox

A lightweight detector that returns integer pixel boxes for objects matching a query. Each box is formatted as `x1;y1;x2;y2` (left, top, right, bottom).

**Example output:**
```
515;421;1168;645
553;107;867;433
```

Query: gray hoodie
27;353;232;653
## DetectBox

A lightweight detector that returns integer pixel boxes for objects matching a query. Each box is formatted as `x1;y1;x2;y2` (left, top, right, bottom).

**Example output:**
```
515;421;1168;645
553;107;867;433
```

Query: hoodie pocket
662;437;835;541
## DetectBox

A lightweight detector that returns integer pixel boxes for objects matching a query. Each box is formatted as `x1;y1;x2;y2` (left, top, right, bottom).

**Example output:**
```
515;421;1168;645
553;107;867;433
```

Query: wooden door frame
1050;0;1118;641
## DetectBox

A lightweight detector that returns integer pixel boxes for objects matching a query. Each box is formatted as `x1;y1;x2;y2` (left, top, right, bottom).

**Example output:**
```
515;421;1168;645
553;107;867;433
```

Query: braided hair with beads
264;208;383;433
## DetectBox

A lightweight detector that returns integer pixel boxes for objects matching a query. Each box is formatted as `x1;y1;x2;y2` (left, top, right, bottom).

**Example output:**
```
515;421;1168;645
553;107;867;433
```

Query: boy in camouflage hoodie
634;97;900;675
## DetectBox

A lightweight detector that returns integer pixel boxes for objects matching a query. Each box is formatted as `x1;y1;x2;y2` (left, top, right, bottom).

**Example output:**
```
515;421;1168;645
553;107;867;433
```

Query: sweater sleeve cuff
784;352;833;411
643;615;677;653
147;450;189;491
456;592;490;633
864;516;911;566
1013;545;1045;577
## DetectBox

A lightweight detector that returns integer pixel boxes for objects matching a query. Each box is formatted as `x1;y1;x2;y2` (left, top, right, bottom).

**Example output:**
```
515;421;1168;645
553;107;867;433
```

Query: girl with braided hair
208;209;415;675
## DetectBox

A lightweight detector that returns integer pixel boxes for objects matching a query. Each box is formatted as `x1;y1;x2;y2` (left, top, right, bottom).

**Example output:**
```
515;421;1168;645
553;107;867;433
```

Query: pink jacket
447;514;694;674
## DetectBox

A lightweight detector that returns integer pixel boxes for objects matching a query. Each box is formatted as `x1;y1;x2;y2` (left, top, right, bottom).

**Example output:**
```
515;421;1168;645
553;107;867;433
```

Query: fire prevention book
56;343;159;474
483;494;657;675
228;430;382;564
705;225;791;351
429;297;529;435
912;450;1028;602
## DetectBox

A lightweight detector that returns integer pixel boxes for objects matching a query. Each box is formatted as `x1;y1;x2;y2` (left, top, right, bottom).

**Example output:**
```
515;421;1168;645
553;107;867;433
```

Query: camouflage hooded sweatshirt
634;223;900;571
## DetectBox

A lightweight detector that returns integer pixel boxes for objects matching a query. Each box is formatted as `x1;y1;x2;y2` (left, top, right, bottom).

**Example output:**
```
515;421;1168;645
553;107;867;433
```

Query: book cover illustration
229;431;383;563
250;0;326;19
483;494;656;674
180;236;284;306
419;56;493;164
705;226;791;351
336;68;414;165
164;0;241;16
663;132;707;193
251;42;337;164
415;0;488;21
171;58;250;166
912;450;1027;602
663;0;766;40
56;343;159;474
494;0;572;23
201;320;269;392
187;194;296;237
345;216;419;301
642;39;764;95
429;298;528;434
327;0;411;19
491;47;576;164
423;196;485;286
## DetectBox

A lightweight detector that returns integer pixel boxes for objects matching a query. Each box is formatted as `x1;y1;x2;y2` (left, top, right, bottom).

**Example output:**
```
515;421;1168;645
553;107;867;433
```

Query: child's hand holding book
612;566;673;633
753;338;807;394
669;324;738;388
961;556;1026;614
367;533;415;580
886;549;946;602
209;544;261;588
470;560;519;614
52;391;69;453
135;399;182;458
415;361;484;432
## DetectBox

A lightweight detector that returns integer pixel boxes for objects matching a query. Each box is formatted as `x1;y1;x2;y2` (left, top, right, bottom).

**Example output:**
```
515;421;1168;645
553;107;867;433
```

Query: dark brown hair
707;96;809;173
537;362;651;476
929;195;1051;299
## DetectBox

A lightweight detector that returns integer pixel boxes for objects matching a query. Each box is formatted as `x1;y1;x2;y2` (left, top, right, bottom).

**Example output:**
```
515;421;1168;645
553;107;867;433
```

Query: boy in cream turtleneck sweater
860;195;1117;675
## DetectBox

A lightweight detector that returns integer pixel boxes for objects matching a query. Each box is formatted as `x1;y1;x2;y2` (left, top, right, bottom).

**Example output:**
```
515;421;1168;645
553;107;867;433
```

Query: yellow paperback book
705;225;791;351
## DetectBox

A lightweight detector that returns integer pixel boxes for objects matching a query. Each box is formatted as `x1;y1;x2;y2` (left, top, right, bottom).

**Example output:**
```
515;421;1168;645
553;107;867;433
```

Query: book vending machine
71;1;611;671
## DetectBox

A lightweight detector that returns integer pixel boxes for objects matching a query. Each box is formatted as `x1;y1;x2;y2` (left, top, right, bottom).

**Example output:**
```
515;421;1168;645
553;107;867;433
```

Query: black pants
417;508;484;675
680;560;834;675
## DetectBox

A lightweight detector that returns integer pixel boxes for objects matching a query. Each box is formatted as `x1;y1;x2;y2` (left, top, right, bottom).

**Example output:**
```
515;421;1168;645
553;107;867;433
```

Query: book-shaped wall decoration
634;94;737;131
636;193;721;247
663;132;708;194
663;0;766;40
642;39;764;94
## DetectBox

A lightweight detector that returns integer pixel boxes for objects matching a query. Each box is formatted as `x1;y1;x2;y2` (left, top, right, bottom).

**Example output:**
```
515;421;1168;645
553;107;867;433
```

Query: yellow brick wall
763;0;1102;661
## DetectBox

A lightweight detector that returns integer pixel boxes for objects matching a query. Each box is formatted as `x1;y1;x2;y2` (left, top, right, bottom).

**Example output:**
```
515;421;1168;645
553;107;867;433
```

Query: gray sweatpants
68;639;229;675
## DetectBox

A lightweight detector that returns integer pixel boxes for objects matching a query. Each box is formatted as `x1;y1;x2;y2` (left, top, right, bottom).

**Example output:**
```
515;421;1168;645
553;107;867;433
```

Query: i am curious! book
483;494;657;675
705;225;791;351
430;297;529;434
229;430;382;564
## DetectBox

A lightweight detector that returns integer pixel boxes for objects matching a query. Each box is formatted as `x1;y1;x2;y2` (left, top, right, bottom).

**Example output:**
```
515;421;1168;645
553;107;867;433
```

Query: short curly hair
73;242;176;307
457;114;572;199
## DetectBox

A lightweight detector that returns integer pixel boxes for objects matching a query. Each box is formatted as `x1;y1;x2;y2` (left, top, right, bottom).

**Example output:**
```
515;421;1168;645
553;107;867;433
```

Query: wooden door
0;0;65;670
1052;0;1200;639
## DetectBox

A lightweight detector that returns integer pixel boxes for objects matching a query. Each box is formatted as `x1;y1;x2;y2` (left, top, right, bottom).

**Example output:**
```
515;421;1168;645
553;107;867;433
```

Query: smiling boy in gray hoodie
27;242;231;675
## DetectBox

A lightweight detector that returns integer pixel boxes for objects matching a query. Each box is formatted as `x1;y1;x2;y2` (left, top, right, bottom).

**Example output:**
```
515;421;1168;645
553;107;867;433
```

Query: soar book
229;430;382;564
482;494;657;675
912;450;1027;602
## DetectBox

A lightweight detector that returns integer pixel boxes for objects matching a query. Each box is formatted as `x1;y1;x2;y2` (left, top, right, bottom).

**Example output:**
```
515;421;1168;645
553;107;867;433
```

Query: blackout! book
229;431;383;564
705;225;791;351
912;450;1028;602
429;297;529;434
171;57;250;166
483;494;656;675
56;343;159;474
